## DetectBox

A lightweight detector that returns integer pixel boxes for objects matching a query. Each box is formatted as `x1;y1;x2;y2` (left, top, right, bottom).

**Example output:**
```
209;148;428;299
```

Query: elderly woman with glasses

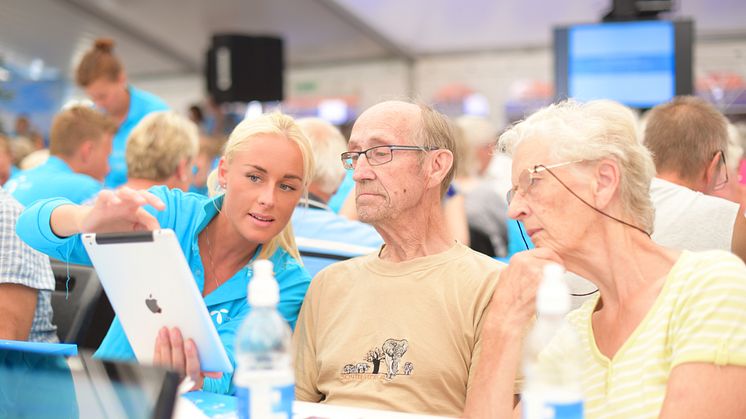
463;99;746;419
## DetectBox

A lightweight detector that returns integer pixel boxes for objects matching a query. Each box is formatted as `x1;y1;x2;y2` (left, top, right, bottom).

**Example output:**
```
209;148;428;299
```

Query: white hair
726;122;744;172
295;117;347;195
498;99;656;233
455;115;498;177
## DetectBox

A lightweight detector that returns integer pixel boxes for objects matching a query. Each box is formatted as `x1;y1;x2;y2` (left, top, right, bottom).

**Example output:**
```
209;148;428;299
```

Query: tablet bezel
82;229;233;373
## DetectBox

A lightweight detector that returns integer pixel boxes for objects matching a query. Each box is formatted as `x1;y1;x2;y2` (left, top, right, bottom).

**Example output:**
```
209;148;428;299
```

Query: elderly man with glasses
292;100;504;417
643;95;746;261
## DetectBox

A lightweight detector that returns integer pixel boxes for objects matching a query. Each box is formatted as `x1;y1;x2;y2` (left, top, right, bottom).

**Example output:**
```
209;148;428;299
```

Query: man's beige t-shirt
293;243;502;417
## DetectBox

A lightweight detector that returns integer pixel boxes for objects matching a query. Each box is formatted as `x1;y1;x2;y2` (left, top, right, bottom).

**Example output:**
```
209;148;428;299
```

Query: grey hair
415;102;458;198
295;117;347;195
498;99;656;233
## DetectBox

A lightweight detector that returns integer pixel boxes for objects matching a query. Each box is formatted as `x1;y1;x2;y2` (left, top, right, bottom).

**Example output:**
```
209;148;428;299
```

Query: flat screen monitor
0;347;179;418
554;19;693;109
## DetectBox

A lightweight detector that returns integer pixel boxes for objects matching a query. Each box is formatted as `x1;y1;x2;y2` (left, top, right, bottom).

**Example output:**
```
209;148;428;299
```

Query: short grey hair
296;117;347;194
415;102;458;198
498;99;656;233
455;115;498;177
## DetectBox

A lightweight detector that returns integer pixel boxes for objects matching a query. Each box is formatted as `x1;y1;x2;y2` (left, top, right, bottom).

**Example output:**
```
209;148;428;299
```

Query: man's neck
656;172;702;193
57;155;91;179
374;207;454;263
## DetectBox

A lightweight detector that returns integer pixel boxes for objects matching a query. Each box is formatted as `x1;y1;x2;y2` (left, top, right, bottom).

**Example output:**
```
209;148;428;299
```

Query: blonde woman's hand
154;327;223;391
79;187;165;233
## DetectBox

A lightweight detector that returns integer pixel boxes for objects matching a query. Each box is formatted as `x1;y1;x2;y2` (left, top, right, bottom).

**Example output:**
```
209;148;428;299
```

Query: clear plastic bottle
521;263;584;419
234;259;294;419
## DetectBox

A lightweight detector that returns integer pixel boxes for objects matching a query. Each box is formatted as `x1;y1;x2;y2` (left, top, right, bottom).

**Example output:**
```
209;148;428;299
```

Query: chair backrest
49;260;103;344
296;237;378;277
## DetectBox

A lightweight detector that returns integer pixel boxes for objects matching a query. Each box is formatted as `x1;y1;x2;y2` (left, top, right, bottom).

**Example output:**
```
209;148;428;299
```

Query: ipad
81;229;233;373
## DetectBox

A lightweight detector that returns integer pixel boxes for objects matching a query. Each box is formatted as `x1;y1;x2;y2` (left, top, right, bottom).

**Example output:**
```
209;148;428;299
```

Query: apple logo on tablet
145;294;162;314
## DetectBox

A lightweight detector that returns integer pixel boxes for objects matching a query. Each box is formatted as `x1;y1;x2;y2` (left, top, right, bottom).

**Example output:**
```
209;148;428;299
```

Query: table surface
179;391;454;419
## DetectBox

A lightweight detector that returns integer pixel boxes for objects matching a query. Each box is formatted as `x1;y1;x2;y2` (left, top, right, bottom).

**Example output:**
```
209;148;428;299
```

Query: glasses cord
543;166;651;238
515;167;651;297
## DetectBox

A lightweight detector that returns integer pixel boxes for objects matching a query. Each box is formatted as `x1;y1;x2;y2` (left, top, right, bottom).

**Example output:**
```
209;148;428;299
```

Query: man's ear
703;151;722;192
175;158;190;182
426;149;454;191
78;140;94;163
593;159;620;210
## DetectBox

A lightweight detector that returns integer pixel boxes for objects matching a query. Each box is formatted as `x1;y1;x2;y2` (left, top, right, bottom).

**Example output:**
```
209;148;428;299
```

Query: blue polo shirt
105;85;169;188
327;170;354;213
4;156;102;207
291;205;383;249
16;186;311;395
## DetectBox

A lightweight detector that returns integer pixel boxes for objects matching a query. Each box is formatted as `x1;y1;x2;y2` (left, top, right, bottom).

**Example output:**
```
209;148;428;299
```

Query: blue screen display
568;20;675;108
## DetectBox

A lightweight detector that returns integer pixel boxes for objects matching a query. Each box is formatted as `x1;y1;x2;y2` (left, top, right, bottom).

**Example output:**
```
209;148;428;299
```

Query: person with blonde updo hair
76;38;168;188
17;112;315;395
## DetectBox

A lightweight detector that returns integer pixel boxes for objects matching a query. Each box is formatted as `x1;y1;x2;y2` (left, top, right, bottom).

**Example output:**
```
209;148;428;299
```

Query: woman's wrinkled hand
489;248;565;331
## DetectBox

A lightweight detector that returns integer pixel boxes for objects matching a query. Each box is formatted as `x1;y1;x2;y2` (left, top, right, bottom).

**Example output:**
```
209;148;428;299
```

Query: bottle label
522;394;583;419
236;383;294;419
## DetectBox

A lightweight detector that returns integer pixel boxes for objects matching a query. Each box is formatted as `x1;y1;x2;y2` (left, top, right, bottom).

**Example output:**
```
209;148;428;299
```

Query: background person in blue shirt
5;105;116;206
16;112;315;394
292;117;383;249
76;38;169;188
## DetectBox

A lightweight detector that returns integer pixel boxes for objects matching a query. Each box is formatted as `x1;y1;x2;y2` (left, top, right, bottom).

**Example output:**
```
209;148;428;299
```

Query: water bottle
521;263;584;419
234;259;294;419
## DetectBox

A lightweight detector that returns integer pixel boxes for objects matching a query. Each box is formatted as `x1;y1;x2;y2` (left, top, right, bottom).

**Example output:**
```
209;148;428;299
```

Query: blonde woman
17;113;315;395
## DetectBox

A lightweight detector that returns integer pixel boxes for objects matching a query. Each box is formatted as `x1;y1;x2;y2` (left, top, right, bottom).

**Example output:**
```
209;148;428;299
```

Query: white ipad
82;229;233;373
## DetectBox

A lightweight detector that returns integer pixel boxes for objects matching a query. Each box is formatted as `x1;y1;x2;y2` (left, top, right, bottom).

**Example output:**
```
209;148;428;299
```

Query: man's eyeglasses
714;150;729;191
341;145;439;170
506;160;583;204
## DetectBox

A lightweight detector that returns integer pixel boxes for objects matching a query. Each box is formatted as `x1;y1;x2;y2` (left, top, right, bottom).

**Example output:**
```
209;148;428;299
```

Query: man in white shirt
643;95;746;260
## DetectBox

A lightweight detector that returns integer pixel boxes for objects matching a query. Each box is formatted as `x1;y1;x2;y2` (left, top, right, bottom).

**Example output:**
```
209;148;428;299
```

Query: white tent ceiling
0;0;745;78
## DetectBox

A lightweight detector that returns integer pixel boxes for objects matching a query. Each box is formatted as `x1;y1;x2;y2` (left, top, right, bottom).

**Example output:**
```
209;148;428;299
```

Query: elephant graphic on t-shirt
382;338;408;379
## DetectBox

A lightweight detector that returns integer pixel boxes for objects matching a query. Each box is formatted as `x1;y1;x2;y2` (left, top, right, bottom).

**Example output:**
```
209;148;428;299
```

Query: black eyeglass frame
713;149;729;191
340;145;439;170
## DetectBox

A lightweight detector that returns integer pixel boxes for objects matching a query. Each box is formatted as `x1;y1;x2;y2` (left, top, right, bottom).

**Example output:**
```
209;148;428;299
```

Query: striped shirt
0;187;57;342
544;250;746;418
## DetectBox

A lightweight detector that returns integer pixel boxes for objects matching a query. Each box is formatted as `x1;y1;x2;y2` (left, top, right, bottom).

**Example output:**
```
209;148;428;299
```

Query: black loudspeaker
206;34;284;103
